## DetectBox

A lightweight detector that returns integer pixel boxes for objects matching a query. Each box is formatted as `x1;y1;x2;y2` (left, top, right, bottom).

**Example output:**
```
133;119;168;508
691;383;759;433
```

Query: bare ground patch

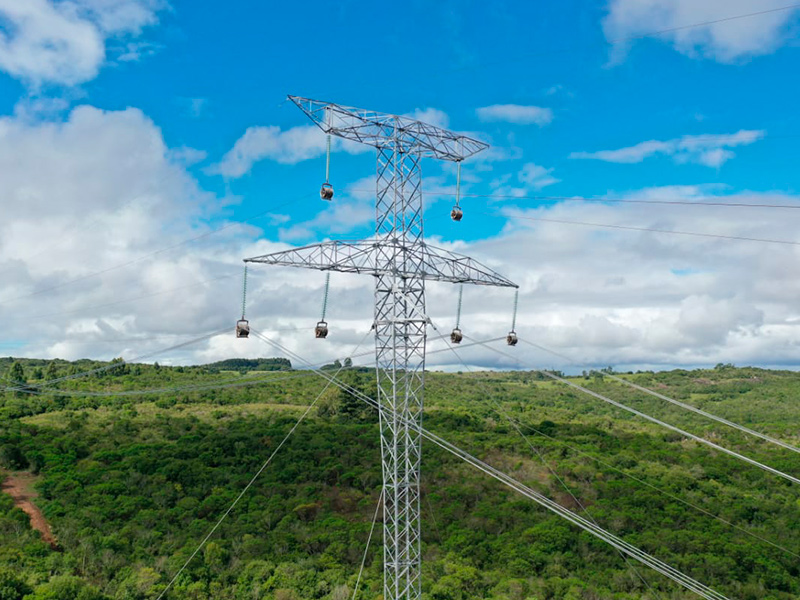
1;471;58;549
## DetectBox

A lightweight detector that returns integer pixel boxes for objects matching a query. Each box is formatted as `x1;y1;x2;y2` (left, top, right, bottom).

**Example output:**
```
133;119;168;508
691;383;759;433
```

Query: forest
1;357;799;600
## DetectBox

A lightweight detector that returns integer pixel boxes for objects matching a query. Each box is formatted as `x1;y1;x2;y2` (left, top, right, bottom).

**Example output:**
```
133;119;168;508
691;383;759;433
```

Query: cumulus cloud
518;163;560;190
0;0;165;86
212;106;449;179
3;105;800;373
407;107;450;129
603;0;800;63
478;187;800;370
570;130;764;167
211;125;331;177
0;103;242;360
476;104;554;126
489;162;560;198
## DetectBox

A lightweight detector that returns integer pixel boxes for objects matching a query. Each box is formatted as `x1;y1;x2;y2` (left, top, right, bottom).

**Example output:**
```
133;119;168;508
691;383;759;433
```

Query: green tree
8;361;25;384
0;445;28;470
0;568;31;600
45;361;58;380
337;371;376;423
24;576;108;600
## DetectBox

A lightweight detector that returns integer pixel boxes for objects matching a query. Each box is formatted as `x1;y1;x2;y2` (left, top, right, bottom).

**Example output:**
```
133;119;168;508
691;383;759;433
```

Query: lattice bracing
289;95;489;161
246;96;516;600
244;240;517;288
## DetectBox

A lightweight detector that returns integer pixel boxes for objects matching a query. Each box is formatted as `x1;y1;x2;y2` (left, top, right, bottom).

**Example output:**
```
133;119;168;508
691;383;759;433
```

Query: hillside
1;360;799;599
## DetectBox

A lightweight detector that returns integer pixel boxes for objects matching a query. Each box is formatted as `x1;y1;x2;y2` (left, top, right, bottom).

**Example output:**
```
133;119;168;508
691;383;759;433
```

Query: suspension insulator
315;320;329;339
236;264;249;339
236;319;250;339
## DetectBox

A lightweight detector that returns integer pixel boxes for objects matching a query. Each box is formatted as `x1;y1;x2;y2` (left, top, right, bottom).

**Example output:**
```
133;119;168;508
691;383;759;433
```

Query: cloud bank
604;0;800;63
0;0;165;85
570;130;765;167
476;104;554;126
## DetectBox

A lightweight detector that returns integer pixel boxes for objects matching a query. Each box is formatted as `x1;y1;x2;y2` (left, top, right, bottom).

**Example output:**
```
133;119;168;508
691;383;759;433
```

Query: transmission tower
245;96;517;600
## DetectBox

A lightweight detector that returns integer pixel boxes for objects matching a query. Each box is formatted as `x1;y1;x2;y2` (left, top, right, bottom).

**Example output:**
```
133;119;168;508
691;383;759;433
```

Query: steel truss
245;96;517;600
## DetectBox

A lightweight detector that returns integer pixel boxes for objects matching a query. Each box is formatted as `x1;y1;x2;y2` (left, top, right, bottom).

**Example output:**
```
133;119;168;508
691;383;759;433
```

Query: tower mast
245;96;517;599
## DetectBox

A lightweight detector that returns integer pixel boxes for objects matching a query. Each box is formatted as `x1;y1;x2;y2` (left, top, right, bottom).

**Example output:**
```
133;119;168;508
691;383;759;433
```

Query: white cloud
277;175;377;242
518;163;560;190
407;107;450;129
212;106;457;180
0;0;165;85
489;162;561;198
3;105;800;373
0;104;236;359
211;124;372;179
476;104;554;126
211;125;325;177
476;186;800;370
603;0;800;63
75;0;163;34
570;130;764;167
181;97;208;118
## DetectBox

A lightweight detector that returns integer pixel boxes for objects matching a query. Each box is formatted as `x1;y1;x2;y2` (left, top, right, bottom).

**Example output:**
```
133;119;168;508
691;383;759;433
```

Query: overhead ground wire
247;334;729;600
0;332;496;397
428;321;663;598
431;323;799;561
518;338;800;455
352;490;383;600
154;328;374;600
2;327;229;395
464;335;800;486
1;192;315;307
503;213;800;247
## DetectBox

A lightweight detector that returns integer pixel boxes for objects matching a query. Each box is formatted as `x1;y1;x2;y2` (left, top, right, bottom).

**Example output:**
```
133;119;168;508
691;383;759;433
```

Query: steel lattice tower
245;96;517;600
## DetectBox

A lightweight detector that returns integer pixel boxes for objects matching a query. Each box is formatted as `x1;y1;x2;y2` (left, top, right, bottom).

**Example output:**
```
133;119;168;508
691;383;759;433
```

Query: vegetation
1;358;799;599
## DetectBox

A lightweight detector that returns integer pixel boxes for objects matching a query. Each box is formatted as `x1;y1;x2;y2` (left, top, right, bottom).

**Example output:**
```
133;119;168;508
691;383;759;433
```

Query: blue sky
1;0;800;370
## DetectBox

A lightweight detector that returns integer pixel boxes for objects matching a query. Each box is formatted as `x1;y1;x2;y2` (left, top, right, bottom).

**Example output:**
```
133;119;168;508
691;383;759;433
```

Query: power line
2;327;229;395
465;335;800;486
21;274;236;322
502;212;800;247
518;339;800;455
0;192;313;307
14;170;197;266
421;426;730;600
438;337;799;559
249;334;730;600
352;490;383;600
498;400;800;560
154;329;374;600
445;3;800;75
1;331;483;397
418;189;800;210
427;320;663;598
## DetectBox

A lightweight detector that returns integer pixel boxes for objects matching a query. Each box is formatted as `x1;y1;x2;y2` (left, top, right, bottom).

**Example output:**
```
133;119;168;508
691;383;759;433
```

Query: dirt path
1;472;58;549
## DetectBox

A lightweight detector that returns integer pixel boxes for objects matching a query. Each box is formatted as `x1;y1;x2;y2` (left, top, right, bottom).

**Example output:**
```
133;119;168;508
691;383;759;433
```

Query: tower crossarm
289;95;489;161
244;239;518;288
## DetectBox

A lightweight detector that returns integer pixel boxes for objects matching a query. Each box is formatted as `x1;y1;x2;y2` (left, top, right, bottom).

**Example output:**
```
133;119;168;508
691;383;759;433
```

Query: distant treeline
202;357;292;371
0;356;293;378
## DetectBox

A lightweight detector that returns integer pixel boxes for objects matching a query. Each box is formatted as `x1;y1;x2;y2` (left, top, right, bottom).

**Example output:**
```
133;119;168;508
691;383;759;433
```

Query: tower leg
374;145;425;600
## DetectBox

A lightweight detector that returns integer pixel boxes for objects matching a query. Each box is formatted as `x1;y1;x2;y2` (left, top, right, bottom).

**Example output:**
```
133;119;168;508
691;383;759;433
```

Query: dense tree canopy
0;359;799;599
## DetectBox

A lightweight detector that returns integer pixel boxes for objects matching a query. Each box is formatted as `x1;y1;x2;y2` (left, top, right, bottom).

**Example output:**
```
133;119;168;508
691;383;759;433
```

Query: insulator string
325;108;332;183
455;284;463;329
455;161;462;207
321;272;331;321
511;289;519;331
241;264;248;319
